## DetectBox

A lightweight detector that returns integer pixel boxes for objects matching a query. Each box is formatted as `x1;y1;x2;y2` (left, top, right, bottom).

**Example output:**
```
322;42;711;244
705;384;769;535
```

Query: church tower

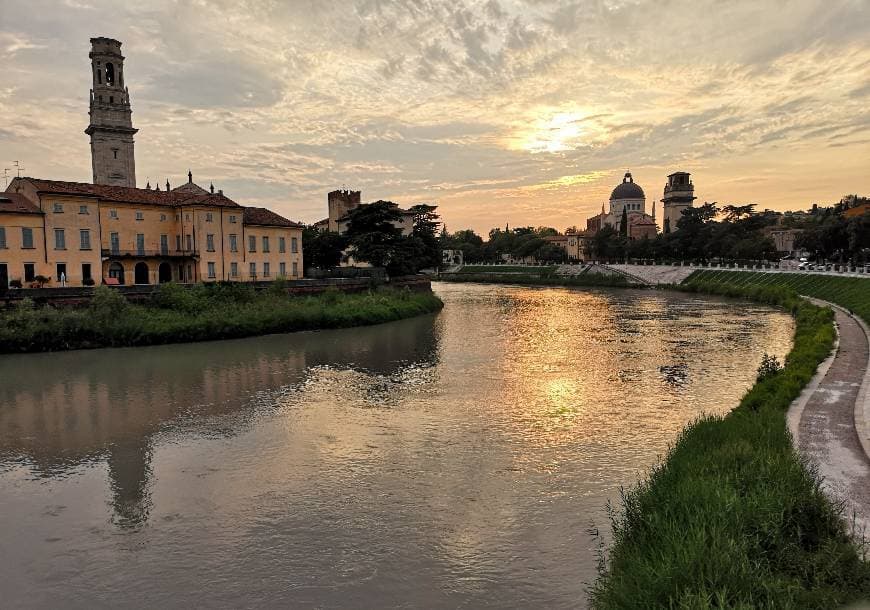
661;172;696;233
85;37;137;187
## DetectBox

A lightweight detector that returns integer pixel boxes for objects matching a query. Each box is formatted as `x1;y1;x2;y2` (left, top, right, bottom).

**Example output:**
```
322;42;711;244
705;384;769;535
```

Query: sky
1;0;868;235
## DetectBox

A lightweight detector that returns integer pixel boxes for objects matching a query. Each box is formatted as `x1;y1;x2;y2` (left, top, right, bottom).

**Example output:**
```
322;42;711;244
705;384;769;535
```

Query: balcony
102;248;200;259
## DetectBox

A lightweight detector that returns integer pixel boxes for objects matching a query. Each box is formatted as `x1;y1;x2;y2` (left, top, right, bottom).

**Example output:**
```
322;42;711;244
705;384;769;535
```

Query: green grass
440;271;631;288
457;264;557;275
684;270;870;325
591;280;870;608
0;282;444;353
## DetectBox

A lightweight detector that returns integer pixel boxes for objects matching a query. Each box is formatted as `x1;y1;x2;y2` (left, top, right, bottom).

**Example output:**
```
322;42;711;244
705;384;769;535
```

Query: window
291;237;298;254
279;237;286;253
229;215;237;224
160;234;169;254
292;262;298;277
263;262;270;277
109;96;114;105
206;212;214;222
176;235;181;251
110;232;120;254
24;263;35;282
79;205;89;214
279;262;286;277
160;214;167;221
53;203;63;213
248;235;256;253
136;234;145;255
186;234;192;251
230;262;239;277
249;262;256;278
185;214;190;221
229;234;238;253
80;229;91;250
207;262;216;279
109;210;118;219
262;236;270;253
54;229;66;250
206;234;215;252
82;263;92;282
136;211;144;221
0;227;5;249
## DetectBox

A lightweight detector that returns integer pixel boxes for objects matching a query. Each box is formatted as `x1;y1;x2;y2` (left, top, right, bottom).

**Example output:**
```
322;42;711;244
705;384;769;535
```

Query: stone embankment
788;300;870;534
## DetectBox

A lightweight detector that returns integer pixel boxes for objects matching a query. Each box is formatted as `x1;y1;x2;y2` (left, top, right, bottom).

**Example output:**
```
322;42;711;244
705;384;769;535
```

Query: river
0;283;794;608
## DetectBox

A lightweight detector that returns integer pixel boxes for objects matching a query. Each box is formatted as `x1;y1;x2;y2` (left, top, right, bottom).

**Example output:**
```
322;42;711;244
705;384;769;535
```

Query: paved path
790;304;870;537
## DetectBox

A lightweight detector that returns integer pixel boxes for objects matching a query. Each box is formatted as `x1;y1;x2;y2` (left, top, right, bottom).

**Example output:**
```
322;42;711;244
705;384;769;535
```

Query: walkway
789;302;870;536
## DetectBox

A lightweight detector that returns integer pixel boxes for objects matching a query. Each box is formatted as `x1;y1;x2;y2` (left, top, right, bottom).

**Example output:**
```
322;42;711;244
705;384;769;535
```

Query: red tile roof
19;177;242;208
243;206;302;228
0;192;43;215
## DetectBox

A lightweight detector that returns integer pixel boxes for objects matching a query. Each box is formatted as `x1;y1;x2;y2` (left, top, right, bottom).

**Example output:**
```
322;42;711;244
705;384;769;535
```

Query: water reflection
0;316;439;528
0;284;794;609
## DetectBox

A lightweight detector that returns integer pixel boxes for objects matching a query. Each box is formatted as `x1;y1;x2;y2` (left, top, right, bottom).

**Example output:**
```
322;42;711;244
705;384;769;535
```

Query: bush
756;353;783;383
9;279;22;289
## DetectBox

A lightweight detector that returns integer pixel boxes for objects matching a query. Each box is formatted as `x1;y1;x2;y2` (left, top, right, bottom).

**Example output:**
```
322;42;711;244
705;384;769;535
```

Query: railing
102;249;200;258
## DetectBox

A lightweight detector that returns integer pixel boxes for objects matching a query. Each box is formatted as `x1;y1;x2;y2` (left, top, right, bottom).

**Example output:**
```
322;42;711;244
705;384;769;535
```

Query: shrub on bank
591;280;870;608
0;286;443;354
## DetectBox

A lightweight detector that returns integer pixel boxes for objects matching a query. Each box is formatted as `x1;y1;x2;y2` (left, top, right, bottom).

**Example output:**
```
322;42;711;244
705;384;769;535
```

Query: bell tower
85;37;137;187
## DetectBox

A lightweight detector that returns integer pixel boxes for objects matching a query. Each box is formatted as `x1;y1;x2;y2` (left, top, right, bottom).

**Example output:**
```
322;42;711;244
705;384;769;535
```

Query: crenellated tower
327;189;361;232
85;37;138;187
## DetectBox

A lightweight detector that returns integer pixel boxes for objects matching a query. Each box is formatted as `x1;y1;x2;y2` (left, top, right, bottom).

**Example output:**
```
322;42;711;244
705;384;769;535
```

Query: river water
0;283;793;609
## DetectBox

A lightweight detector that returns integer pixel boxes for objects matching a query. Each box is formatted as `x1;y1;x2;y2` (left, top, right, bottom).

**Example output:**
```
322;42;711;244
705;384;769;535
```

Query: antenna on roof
2;168;9;188
13;160;24;178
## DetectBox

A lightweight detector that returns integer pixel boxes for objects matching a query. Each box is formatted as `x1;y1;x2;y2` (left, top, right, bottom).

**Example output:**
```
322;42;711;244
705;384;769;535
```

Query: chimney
166;179;170;191
188;170;193;184
218;189;223;196
210;183;214;194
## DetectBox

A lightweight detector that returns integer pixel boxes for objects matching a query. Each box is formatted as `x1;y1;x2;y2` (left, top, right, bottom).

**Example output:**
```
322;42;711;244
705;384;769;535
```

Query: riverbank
591;279;870;608
0;283;444;353
437;271;631;288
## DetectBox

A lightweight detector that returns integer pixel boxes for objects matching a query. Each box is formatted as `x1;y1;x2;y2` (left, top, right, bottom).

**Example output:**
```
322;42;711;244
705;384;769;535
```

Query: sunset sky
1;0;868;235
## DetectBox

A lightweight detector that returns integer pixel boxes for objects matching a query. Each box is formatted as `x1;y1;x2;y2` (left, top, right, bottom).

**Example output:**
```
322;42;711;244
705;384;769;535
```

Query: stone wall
0;275;432;309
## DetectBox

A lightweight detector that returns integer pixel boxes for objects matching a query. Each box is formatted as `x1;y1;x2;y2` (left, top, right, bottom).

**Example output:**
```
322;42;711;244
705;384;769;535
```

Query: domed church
586;171;658;240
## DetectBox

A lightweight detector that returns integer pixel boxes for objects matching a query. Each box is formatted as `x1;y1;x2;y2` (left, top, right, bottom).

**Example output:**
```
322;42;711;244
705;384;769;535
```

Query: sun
515;111;587;154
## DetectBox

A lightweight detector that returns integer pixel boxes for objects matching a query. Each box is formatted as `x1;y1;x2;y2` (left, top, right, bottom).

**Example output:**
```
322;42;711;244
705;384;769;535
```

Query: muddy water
0;283;793;608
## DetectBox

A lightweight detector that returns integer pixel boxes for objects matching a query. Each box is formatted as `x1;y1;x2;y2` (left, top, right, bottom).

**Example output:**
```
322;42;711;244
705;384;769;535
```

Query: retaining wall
0;275;432;308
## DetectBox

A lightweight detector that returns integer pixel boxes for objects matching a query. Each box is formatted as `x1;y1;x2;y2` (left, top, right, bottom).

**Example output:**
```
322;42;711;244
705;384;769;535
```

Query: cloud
0;0;867;233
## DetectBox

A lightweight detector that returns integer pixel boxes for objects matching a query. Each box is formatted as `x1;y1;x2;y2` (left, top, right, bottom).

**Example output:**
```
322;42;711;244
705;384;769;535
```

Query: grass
591;279;870;608
0;282;444;353
684;270;870;325
440;271;632;288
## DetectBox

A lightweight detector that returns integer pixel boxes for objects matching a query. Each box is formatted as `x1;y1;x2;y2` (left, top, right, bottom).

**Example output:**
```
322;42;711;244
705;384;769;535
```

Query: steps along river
0;282;793;609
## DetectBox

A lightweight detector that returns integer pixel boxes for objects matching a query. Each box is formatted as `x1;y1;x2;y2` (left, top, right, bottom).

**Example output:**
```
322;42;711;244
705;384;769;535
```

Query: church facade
585;171;659;240
1;37;302;288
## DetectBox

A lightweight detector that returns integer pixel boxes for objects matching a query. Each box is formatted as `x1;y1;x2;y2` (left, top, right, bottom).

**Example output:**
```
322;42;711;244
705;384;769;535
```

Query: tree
408;203;441;270
620;207;629;237
721;203;757;222
302;226;346;270
344;201;403;268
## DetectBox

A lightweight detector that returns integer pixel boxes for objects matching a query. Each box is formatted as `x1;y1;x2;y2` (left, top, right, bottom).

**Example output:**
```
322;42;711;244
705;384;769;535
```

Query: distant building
768;228;803;256
661;172;696;233
843;195;870;219
585;171;658;240
442;249;464;266
314;189;415;236
544;231;591;261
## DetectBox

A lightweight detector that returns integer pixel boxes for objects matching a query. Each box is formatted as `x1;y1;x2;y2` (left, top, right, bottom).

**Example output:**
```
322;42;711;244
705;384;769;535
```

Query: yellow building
0;193;50;287
4;176;303;287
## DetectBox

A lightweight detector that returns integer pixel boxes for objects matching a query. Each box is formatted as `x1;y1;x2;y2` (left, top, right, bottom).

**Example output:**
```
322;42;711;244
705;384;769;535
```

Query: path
789;302;870;536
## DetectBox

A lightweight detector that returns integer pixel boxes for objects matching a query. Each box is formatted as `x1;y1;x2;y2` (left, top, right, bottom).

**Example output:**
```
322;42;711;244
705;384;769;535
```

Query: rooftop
0;192;42;215
243;206;302;228
13;177;242;208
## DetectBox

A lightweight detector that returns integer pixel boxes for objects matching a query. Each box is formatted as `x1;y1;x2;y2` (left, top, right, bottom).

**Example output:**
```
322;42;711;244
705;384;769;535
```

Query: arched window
105;62;115;86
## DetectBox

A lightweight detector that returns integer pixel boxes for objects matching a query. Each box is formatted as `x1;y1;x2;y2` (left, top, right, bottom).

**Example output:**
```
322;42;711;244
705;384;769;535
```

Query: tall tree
344;201;403;268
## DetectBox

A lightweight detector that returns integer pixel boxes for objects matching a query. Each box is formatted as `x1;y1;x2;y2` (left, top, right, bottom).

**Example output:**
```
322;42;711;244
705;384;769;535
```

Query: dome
610;171;645;200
